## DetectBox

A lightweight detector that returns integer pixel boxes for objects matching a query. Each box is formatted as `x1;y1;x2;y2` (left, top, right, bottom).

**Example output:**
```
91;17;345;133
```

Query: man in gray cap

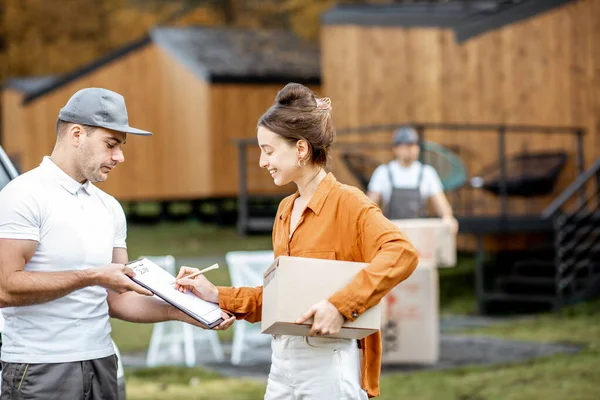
0;88;234;399
367;125;458;233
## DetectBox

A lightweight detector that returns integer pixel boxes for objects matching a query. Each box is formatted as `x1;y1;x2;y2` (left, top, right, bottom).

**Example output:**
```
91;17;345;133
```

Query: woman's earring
298;159;305;168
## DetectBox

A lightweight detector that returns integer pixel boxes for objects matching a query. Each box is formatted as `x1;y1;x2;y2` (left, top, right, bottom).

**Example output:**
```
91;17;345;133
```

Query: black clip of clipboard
126;259;224;329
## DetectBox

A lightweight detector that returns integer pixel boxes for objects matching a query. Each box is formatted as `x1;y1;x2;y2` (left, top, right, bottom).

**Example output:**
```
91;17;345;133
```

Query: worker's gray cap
392;126;419;145
58;88;151;136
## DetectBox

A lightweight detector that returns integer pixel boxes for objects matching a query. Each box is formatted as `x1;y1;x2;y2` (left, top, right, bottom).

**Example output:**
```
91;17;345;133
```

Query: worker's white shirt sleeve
109;197;127;249
0;179;41;241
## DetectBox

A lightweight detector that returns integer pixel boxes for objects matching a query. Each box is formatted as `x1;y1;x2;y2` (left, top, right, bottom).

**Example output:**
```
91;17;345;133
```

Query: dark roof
17;26;320;104
3;76;60;95
322;0;574;43
150;26;320;84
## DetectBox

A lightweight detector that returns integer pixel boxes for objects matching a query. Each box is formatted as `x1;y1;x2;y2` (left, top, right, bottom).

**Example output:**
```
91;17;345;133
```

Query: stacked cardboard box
380;218;457;364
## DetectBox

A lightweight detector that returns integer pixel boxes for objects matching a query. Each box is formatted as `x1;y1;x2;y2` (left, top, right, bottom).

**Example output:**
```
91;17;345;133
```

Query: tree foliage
0;0;426;84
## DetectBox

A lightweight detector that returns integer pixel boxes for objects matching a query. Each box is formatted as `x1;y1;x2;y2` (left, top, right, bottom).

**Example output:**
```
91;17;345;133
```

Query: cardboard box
391;218;456;267
261;256;382;340
381;261;439;364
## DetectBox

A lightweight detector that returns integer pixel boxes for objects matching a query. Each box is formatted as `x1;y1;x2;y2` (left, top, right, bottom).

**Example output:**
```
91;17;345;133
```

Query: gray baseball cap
58;88;152;136
392;126;419;146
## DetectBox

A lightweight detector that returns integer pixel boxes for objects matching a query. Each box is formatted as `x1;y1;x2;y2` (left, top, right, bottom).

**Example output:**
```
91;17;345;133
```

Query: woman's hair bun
275;83;316;109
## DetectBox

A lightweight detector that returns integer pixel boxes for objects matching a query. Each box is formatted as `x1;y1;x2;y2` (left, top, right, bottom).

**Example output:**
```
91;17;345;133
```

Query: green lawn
123;298;600;400
125;367;266;400
378;299;600;400
126;221;272;260
113;221;600;400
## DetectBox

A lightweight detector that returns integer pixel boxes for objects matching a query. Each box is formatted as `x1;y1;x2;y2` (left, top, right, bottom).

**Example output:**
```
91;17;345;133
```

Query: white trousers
264;335;369;400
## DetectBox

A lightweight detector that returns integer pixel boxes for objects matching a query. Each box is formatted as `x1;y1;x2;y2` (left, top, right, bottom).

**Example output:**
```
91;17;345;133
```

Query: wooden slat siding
325;25;360;186
322;0;600;223
150;44;211;200
589;0;600;161
1;89;25;170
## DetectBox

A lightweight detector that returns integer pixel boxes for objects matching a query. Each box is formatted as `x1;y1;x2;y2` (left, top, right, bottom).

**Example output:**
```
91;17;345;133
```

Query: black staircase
480;158;600;314
545;158;600;309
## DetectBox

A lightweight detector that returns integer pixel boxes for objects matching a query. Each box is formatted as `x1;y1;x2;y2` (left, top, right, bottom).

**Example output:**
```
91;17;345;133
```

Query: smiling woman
174;83;420;399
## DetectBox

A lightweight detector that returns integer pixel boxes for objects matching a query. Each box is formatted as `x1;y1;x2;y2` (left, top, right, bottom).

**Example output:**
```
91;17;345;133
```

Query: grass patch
127;366;221;384
379;351;600;400
110;318;233;353
438;254;477;315
378;298;600;400
125;367;266;400
469;297;600;348
126;221;272;259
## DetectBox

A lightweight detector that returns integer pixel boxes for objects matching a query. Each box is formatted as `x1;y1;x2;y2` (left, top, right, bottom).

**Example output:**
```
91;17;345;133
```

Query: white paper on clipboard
127;258;224;329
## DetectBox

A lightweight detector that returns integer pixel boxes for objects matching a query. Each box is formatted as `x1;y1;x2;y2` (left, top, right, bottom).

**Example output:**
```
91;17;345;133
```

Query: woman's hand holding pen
296;300;345;336
175;266;235;330
175;266;220;303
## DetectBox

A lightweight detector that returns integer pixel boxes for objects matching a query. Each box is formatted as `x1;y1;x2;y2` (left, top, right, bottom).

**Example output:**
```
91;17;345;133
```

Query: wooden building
321;0;599;220
320;0;600;313
1;27;320;201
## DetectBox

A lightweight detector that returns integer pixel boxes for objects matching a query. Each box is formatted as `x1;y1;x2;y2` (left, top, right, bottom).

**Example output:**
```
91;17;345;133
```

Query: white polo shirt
368;161;443;207
0;157;127;363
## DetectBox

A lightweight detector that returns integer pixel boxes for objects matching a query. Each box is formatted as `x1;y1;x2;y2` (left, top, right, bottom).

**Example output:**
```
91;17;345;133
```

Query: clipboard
126;258;224;329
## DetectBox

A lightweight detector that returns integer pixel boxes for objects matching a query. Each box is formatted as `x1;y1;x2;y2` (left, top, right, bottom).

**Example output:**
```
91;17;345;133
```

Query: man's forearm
108;291;176;323
0;269;96;307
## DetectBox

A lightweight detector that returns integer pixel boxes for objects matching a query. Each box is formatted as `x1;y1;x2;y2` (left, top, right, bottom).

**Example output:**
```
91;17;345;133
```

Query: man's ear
69;124;84;147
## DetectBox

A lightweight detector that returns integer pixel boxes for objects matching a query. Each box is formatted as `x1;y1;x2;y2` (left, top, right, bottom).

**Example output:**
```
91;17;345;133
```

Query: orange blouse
218;173;418;397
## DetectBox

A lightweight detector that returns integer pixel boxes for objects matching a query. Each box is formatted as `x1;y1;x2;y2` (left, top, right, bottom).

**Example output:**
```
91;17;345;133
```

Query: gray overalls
384;161;425;220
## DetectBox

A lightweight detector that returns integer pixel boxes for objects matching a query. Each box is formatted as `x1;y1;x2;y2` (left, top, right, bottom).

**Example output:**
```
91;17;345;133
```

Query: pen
171;263;219;285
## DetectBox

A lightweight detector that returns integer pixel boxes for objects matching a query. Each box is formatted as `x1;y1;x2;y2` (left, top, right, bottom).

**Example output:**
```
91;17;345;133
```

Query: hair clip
316;97;332;111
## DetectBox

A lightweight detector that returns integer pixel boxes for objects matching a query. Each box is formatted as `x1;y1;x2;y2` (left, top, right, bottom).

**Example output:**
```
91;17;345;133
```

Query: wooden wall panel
149;45;211;200
589;0;600;160
209;83;321;197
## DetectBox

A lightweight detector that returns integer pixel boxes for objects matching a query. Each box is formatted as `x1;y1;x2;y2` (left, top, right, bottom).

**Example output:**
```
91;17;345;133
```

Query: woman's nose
259;155;268;168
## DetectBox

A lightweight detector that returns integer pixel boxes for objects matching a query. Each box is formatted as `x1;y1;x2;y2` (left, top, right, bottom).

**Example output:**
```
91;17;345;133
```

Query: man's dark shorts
1;355;118;400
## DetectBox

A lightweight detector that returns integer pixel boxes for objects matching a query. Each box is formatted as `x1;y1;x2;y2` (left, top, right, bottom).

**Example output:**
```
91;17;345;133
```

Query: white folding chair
143;255;225;367
225;250;275;365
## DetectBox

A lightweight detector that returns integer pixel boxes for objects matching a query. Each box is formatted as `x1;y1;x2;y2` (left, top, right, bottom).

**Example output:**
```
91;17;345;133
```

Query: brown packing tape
263;258;279;287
